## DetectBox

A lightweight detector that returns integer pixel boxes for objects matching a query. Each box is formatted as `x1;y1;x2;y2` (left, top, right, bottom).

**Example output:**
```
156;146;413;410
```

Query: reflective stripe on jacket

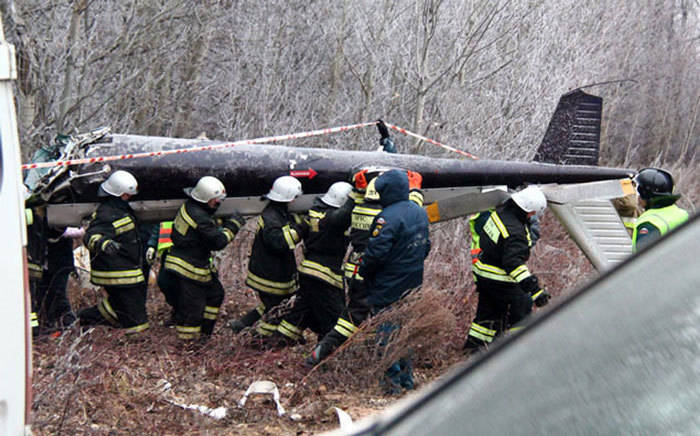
298;196;354;289
246;201;302;295
165;199;235;282
473;201;533;286
84;196;145;287
26;207;48;281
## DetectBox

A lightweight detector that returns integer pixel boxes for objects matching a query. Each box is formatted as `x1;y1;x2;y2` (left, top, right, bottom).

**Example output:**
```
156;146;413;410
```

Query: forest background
2;0;698;434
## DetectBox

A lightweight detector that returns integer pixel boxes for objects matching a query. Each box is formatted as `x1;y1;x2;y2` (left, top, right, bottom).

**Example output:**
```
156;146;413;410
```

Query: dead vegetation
30;213;611;435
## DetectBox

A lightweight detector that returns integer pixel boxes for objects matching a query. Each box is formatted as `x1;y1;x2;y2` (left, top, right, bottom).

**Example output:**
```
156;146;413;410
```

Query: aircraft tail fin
534;89;602;166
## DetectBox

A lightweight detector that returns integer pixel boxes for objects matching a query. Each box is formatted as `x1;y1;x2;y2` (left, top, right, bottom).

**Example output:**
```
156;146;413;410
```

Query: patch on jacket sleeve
372;217;386;236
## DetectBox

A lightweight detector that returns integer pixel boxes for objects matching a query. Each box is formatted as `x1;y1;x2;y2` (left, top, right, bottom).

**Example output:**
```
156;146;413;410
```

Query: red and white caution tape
20;121;376;170
20;119;476;170
384;121;478;160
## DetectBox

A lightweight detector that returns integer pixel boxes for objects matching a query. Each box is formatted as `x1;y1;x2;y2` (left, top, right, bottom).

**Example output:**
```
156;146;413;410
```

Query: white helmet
511;185;547;215
101;170;138;197
266;176;302;202
321;181;352;208
184;176;226;203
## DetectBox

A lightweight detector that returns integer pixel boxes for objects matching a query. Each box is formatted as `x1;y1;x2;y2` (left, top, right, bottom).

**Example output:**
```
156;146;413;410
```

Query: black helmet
635;168;674;200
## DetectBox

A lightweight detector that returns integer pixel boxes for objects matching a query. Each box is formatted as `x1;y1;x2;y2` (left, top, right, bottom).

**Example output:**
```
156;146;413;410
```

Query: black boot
304;329;346;367
201;318;216;336
229;308;262;333
78;306;109;326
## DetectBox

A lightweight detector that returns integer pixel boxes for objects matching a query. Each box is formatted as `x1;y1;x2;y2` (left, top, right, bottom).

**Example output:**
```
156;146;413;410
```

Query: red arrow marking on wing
290;168;318;179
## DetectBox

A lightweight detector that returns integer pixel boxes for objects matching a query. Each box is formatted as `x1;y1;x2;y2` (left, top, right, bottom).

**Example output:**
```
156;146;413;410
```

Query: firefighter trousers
312;279;373;362
277;273;345;342
464;281;532;350
157;262;179;310
37;265;76;329
344;275;371;326
79;283;149;334
232;288;294;337
173;275;225;339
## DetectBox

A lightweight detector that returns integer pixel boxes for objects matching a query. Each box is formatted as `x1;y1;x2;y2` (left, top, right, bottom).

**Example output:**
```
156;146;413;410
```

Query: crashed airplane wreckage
30;90;636;270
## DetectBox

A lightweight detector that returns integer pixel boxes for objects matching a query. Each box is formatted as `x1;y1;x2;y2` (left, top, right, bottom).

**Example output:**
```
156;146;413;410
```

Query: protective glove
520;274;539;294
103;240;122;255
407;171;422;190
352;169;369;190
145;246;156;265
223;212;245;234
380;137;397;153
291;218;309;241
531;289;551;307
376;119;390;139
528;215;541;246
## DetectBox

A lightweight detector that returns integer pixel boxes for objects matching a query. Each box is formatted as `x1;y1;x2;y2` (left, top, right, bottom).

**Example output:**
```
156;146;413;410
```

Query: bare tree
4;0;697;166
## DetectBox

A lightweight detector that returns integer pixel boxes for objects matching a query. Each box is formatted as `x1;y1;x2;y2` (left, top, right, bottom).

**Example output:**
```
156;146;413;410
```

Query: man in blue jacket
308;169;430;393
361;169;430;393
359;169;431;310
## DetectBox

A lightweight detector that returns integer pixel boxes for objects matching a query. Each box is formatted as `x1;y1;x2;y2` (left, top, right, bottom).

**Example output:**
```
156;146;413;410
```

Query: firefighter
464;186;551;352
306;169;426;370
78;170;150;334
632;168;689;252
270;181;355;347
468;205;540;280
162;176;244;340
25;188;48;337
229;175;305;337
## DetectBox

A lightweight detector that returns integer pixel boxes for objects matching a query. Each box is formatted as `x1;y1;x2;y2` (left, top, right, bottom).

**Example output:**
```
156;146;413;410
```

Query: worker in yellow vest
632;168;689;251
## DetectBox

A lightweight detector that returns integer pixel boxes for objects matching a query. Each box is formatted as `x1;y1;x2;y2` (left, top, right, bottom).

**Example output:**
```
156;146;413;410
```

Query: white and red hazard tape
20;121;476;170
384;122;478;160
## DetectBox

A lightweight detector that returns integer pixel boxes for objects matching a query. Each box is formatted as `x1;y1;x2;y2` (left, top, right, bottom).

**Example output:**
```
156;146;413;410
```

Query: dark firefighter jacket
26;206;48;281
298;196;354;289
164;199;242;283
359;170;431;308
246;200;304;295
46;227;76;273
84;196;145;287
345;187;424;280
472;200;534;289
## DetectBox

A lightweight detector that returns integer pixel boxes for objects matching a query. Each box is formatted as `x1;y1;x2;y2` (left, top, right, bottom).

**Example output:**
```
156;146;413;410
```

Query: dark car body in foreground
340;213;700;435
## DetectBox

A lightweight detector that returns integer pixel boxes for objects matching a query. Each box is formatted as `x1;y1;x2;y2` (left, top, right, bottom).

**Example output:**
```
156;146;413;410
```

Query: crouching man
80;170;149;335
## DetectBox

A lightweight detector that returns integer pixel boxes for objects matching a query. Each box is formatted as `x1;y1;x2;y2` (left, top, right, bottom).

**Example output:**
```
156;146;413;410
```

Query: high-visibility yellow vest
632;204;688;251
157;221;173;253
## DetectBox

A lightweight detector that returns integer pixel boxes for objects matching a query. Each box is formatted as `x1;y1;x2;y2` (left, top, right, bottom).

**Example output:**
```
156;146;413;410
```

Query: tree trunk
56;0;87;134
